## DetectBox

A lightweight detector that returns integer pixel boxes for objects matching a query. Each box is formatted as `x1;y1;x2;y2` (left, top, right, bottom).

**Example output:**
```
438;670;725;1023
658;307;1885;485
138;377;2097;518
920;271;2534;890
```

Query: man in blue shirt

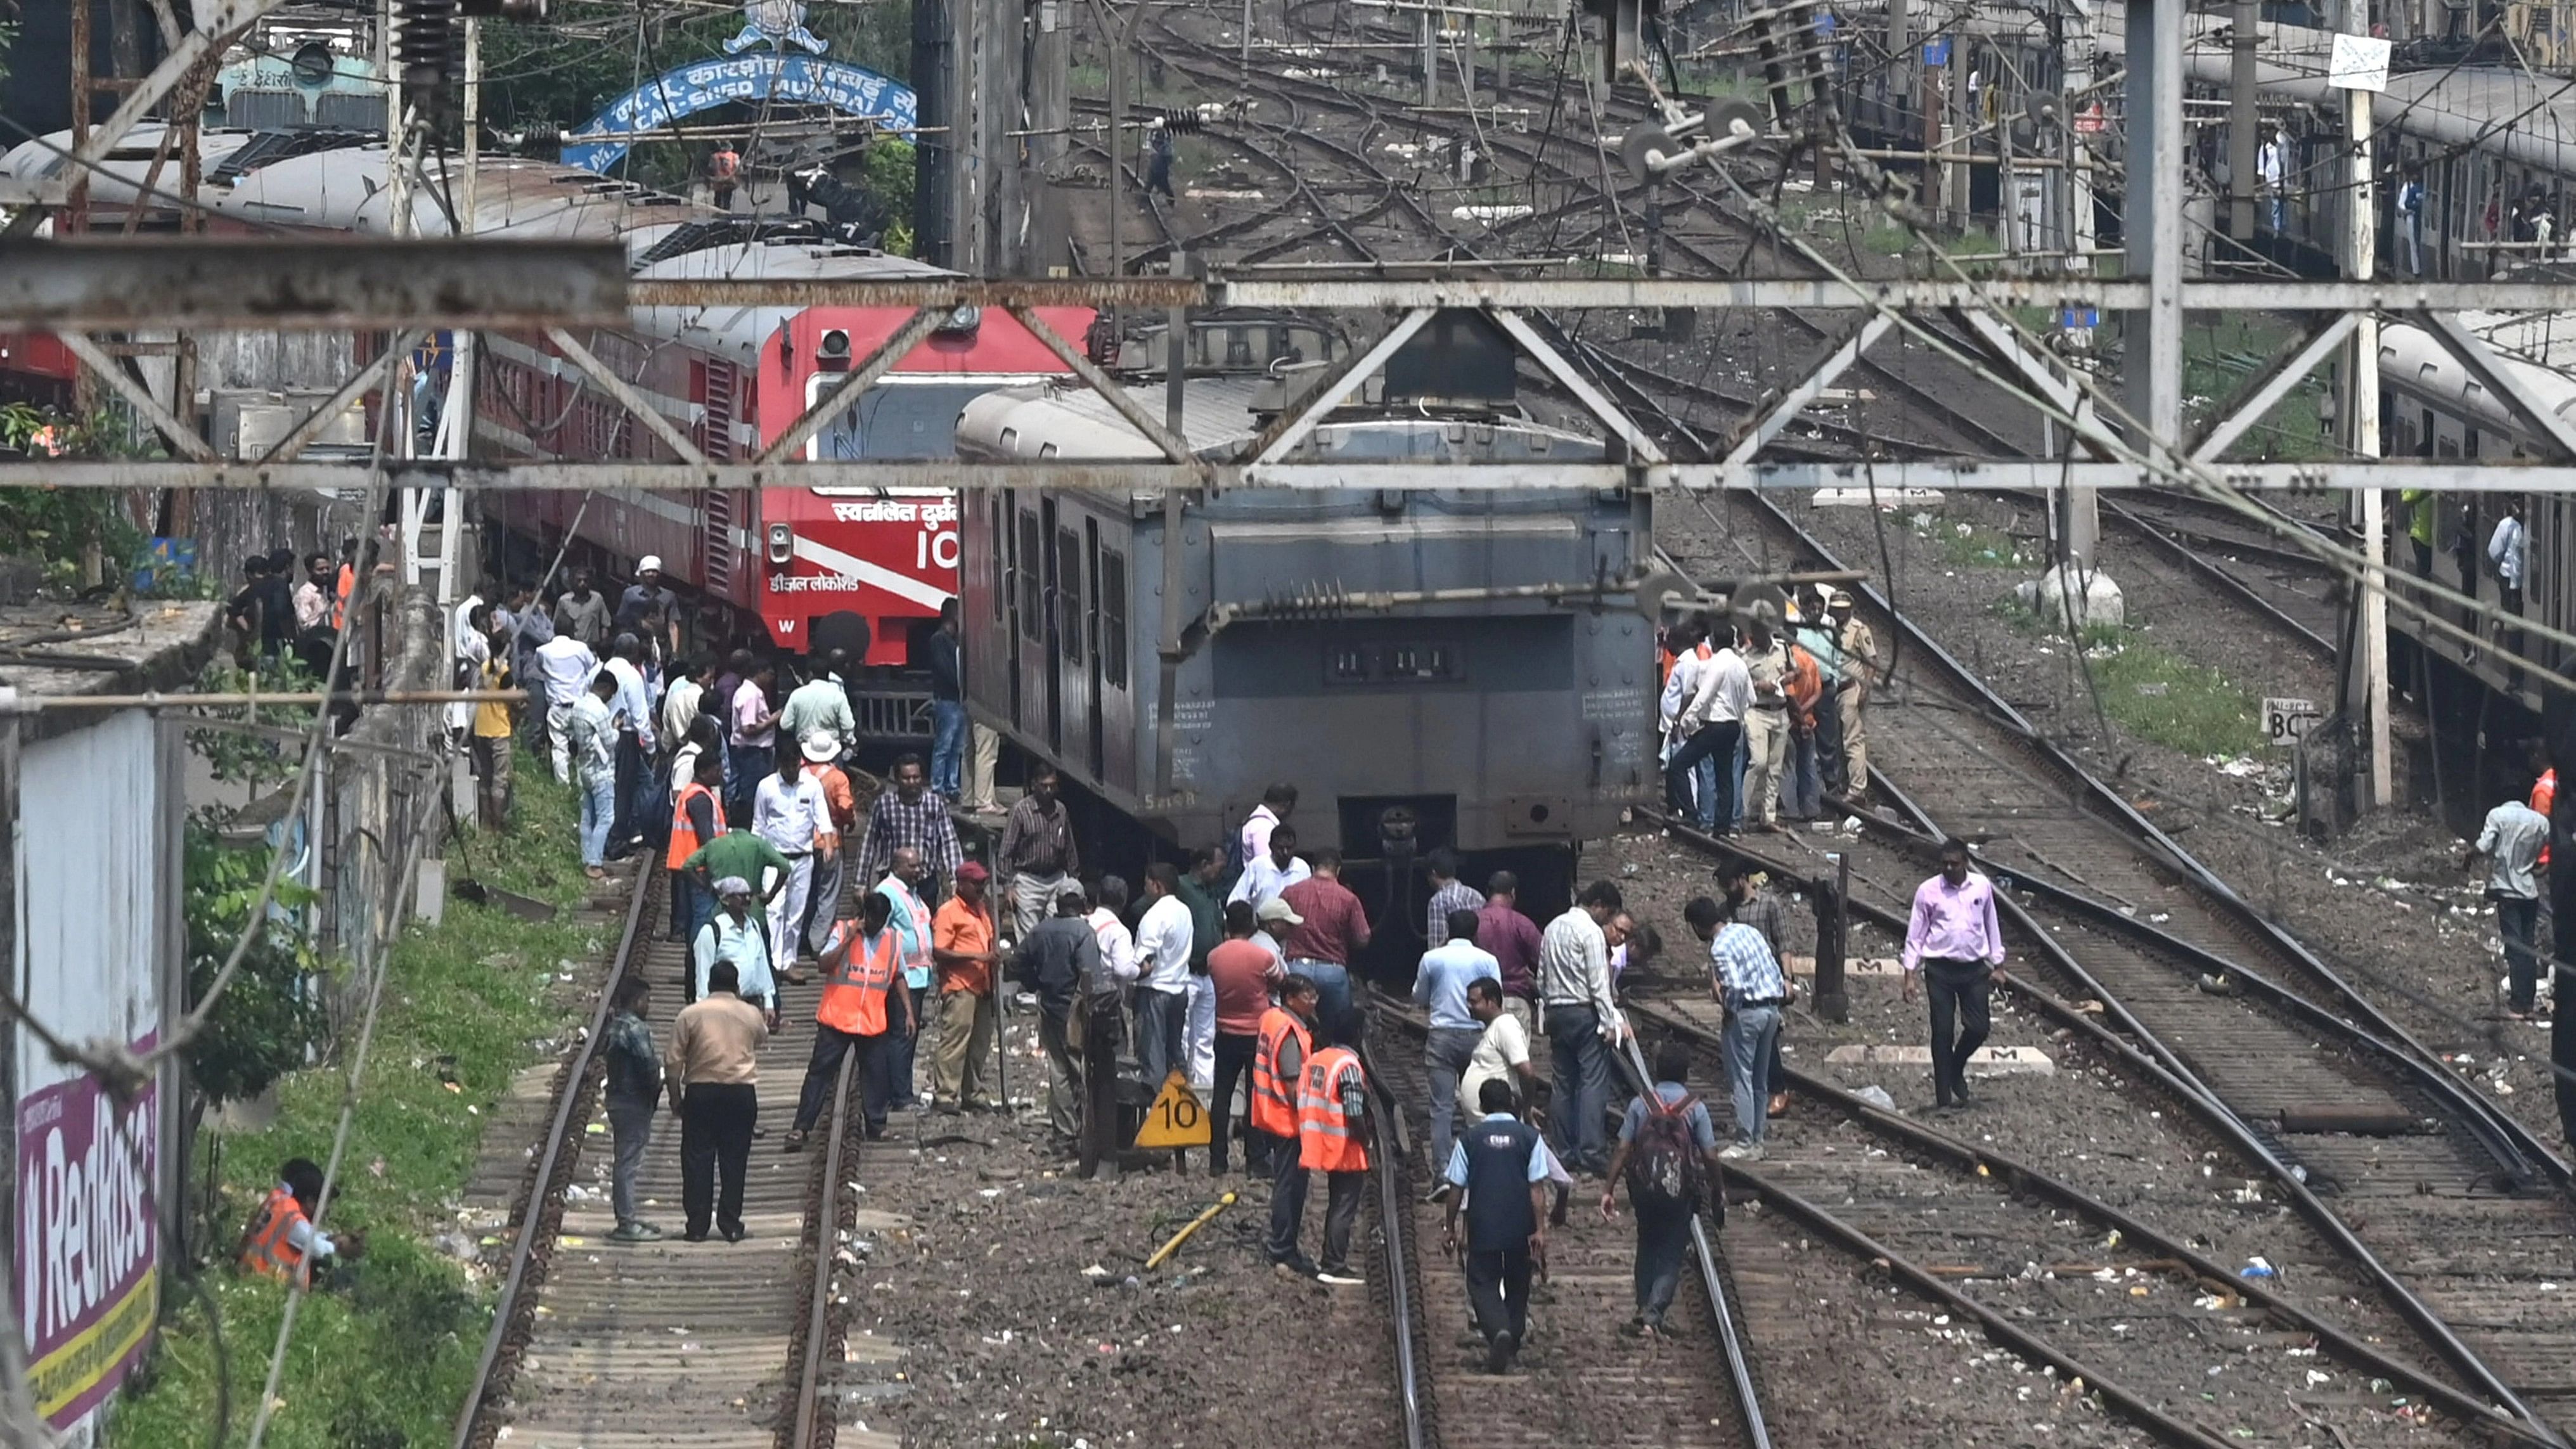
1685;894;1790;1159
1412;909;1501;1194
1442;1078;1549;1374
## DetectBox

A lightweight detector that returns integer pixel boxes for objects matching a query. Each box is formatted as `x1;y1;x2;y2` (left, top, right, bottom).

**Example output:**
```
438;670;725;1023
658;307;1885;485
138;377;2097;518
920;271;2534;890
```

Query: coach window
1100;548;1129;690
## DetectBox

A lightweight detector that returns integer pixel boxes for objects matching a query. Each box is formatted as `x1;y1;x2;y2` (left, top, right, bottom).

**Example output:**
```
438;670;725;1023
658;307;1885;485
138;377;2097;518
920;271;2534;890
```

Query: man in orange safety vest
785;889;915;1149
1294;1018;1372;1287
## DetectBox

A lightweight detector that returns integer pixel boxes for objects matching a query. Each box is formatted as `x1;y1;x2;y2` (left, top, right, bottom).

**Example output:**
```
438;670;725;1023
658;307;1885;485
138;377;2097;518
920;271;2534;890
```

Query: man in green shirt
683;828;793;922
1173;846;1227;970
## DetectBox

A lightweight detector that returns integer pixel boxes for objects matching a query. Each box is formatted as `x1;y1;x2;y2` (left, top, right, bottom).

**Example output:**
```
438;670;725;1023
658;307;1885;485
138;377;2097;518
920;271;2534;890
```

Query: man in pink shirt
1900;837;2008;1111
1280;848;1370;1036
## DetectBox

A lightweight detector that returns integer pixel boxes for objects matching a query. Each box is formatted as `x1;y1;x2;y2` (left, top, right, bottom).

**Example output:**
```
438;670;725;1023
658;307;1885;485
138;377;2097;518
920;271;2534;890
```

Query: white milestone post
2332;20;2391;808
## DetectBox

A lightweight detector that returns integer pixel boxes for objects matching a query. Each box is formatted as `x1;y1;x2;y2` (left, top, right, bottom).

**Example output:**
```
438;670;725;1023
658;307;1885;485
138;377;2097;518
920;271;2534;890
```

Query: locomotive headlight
817;330;853;372
768;522;794;565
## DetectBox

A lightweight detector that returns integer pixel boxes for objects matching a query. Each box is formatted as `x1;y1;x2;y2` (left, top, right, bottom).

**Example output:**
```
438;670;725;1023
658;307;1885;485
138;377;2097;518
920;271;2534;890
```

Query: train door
984;489;1018;721
1016;501;1050;745
1085;517;1107;782
1050;510;1093;773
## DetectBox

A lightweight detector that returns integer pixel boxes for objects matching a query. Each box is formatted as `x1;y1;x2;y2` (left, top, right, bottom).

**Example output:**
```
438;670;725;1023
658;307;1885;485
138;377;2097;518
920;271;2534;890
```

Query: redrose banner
15;1045;160;1429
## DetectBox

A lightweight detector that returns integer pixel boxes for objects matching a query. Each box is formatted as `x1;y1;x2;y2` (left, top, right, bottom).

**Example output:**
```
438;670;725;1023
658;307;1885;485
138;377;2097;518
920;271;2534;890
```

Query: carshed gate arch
559;53;917;176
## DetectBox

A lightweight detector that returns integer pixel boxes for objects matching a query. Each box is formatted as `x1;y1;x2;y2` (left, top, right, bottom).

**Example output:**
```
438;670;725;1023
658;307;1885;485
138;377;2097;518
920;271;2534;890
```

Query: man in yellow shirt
471;607;517;830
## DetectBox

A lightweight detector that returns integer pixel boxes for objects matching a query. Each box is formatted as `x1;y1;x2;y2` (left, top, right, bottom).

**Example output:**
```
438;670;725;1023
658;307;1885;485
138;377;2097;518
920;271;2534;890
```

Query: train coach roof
2082;4;2576;174
632;240;953;360
202;146;713;242
961;377;1276;460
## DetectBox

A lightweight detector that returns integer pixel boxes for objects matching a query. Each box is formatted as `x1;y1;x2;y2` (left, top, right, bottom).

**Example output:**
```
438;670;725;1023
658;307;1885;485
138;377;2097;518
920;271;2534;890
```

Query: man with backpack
1599;1043;1725;1339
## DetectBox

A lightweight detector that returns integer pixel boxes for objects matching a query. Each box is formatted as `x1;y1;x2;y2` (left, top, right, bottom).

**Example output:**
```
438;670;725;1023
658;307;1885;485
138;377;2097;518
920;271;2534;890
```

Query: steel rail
1729;488;2571;1188
1629;1000;2554;1445
1840;771;2541;1196
1355;1033;1434;1449
451;866;655;1449
1608;1032;1774;1449
786;1047;863;1448
1638;805;2565;1445
2097;495;2336;657
1738;1169;2241;1449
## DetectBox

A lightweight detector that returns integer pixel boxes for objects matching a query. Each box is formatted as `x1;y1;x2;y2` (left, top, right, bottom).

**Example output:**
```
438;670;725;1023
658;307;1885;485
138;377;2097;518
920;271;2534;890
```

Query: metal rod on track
789;1047;863;1448
1609;1034;1771;1449
1357;1035;1431;1449
451;867;657;1449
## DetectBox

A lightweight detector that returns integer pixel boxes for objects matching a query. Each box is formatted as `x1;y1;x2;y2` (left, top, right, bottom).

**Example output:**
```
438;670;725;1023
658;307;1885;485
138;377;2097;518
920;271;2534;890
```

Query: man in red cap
931;860;1005;1111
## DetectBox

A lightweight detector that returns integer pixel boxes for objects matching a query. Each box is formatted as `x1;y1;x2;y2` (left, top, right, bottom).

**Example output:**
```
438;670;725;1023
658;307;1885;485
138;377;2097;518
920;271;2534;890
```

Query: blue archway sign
560;53;917;175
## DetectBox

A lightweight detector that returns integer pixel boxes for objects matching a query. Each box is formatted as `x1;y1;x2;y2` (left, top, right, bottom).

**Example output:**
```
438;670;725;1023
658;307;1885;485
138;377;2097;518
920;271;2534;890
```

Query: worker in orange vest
785;889;915;1149
1294;1018;1372;1287
236;1157;362;1287
667;751;726;947
1255;975;1322;1275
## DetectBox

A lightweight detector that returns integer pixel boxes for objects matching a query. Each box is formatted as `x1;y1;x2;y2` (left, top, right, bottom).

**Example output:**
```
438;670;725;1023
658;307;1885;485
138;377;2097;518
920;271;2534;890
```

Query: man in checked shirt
857;752;961;899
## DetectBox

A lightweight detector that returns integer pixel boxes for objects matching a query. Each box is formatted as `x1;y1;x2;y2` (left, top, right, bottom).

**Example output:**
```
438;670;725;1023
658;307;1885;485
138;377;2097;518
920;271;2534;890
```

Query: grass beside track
110;757;610;1449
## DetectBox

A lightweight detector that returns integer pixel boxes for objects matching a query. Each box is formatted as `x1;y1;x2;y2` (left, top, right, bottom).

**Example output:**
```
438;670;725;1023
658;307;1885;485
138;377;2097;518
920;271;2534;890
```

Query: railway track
1640;489;2576;1439
1111;3;2025;461
1368;1003;1771;1449
1628;995;2543;1448
451;868;870;1449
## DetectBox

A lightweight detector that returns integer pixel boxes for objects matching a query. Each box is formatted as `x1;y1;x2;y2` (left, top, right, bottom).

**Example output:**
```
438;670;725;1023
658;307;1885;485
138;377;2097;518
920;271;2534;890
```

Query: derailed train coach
953;311;1658;944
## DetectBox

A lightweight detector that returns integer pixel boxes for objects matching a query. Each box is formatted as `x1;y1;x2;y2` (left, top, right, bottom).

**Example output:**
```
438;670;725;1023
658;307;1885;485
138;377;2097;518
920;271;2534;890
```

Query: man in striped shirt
1685;896;1789;1159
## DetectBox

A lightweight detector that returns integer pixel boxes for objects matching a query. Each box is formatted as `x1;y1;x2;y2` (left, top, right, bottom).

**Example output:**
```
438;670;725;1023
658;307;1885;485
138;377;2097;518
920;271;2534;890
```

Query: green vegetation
0;402;156;586
110;759;610;1449
1910;512;2032;569
1999;602;2265;756
2184;314;2334;461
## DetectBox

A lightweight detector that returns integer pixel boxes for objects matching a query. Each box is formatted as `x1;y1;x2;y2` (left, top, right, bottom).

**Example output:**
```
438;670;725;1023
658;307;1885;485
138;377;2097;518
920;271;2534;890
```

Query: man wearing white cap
692;876;779;1022
754;744;833;982
617;556;681;656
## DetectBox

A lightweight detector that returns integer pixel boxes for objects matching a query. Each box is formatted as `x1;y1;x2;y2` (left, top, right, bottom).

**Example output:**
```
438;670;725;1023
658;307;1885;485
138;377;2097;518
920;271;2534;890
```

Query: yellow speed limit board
1133;1072;1211;1149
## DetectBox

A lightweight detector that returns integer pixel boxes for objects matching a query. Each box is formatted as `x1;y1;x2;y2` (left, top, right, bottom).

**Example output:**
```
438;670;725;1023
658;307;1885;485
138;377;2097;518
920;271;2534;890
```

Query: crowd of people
1660;586;1876;834
247;549;2023;1374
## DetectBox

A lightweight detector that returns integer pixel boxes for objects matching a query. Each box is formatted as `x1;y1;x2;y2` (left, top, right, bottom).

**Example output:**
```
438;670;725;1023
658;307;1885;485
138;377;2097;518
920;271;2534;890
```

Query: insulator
397;0;458;116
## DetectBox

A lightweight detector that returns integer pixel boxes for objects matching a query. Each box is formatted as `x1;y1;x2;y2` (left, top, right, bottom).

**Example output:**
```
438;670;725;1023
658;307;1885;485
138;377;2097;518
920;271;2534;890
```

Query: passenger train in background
2375;314;2576;718
953;313;1655;933
198;142;1093;666
0;131;1094;667
1829;2;2576;281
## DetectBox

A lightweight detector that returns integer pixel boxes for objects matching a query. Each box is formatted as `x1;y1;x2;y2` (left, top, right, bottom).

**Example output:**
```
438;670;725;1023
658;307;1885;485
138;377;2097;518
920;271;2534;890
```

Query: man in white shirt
1459;976;1539;1116
1086;875;1141;993
602;633;660;853
1659;621;1711;825
1133;863;1198;1088
1239;783;1296;870
662;655;711;766
1667;626;1750;833
2490;497;2530;663
752;749;830;979
1539;879;1627;1177
1227;823;1313;906
534;632;600;783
